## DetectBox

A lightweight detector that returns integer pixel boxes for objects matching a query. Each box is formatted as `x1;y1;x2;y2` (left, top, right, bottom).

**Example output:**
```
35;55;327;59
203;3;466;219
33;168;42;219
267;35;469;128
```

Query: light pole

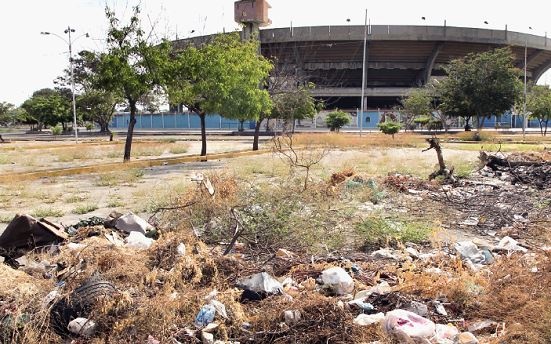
522;27;534;140
41;27;88;143
359;9;368;137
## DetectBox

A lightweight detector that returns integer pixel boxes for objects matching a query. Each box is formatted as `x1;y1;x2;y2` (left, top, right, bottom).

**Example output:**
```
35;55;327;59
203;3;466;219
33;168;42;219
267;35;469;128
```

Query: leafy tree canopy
527;84;551;136
438;48;523;129
168;33;272;156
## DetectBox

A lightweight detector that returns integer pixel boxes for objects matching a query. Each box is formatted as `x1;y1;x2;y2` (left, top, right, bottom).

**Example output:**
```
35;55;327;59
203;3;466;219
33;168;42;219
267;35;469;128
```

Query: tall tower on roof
234;0;271;40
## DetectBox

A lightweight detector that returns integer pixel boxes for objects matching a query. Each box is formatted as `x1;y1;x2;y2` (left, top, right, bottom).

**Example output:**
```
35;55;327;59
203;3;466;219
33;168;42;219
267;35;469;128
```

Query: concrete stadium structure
158;25;551;130
174;25;551;109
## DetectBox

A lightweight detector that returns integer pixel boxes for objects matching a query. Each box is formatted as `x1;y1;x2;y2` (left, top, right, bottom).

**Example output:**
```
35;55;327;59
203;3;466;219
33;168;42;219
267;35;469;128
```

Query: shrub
85;123;94;131
325;110;351;132
31;207;64;218
377;121;402;139
51;124;63;137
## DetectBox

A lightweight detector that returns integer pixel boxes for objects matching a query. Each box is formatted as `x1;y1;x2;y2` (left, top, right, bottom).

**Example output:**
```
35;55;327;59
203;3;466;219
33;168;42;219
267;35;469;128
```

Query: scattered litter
283;310;301;325
467;319;498;334
406;301;429;317
435;324;459;343
0;214;66;259
453;332;479;344
67;317;97;337
237;272;283;301
114;212;154;234
383;309;436;339
434;302;448;316
353;312;385;326
195;304;216;328
319;266;354;295
125;231;154;250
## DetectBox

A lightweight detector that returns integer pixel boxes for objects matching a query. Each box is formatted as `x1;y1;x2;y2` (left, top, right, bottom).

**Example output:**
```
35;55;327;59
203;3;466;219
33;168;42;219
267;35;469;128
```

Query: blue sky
1;0;550;105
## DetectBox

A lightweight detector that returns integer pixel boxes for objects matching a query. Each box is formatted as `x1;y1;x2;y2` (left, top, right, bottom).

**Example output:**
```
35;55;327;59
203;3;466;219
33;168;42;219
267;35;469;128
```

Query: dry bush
239;292;387;343
329;167;355;186
474;253;551;344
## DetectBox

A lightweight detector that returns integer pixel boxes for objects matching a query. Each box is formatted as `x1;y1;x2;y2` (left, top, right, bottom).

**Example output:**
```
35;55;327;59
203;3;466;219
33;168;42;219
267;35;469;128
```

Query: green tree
527;85;551;136
77;90;118;133
21;88;71;131
271;84;319;134
377;121;402;139
325;110;351;132
57;50;121;134
0;102;17;126
439;48;523;130
400;88;432;131
92;6;172;161
168;33;272;156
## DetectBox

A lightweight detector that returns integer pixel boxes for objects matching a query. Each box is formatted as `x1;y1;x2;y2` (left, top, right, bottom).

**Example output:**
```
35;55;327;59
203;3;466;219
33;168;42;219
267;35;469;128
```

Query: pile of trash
479;151;551;189
1;207;548;344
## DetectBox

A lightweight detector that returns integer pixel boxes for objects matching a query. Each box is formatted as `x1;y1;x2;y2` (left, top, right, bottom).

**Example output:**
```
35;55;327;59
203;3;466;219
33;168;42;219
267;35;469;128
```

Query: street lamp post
41;27;88;143
359;9;368;137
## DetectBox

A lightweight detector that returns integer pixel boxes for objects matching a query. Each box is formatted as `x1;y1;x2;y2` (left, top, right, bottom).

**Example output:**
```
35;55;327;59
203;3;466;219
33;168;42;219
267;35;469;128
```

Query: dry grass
292;132;425;149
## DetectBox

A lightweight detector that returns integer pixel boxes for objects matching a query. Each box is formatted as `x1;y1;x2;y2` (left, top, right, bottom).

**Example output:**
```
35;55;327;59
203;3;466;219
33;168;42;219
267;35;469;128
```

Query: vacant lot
1;133;550;343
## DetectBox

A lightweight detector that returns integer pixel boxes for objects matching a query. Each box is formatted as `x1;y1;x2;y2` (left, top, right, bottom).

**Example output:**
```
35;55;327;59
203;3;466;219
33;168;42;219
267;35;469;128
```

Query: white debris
67;317;97;337
353;313;385;326
125;231;154;250
320;267;354;295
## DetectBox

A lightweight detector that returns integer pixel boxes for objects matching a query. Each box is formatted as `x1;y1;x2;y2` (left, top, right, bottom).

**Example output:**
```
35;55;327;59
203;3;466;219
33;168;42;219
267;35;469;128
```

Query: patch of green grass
107;196;125;208
0;214;14;223
453;161;476;178
0;154;11;164
65;194;89;203
31;207;64;218
95;169;145;187
168;144;189;154
356;216;433;246
73;203;99;215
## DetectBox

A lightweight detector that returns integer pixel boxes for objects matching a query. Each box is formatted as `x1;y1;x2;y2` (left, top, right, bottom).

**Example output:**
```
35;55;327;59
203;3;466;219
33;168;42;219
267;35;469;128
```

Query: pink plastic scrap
383;309;436;338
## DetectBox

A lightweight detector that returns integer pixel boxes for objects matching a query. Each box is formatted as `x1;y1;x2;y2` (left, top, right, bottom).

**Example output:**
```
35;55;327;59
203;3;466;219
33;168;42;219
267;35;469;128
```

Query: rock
369;281;392;295
114;212;153;234
320;267;354;295
383;309;436;339
371;248;400;260
67;317;97;337
405;247;420;258
283;310;301;325
461;217;479;226
125;231;154;250
467;319;497;334
494;236;528;253
453;332;479;344
353;313;385;326
406;301;428;317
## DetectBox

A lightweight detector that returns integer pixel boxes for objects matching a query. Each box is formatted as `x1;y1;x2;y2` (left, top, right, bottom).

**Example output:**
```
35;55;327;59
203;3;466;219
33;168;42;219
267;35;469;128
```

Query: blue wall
111;113;255;130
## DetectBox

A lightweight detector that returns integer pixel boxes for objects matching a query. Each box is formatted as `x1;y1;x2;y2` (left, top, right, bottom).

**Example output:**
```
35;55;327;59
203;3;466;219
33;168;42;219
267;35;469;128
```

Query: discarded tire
50;276;116;337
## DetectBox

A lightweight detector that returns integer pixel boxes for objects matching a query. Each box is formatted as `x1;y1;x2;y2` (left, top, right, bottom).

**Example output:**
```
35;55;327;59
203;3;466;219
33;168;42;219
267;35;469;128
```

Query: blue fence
111;113;256;130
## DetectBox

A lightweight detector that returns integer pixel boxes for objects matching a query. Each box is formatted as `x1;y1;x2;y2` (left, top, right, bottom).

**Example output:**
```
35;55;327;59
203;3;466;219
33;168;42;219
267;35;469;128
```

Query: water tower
234;0;271;40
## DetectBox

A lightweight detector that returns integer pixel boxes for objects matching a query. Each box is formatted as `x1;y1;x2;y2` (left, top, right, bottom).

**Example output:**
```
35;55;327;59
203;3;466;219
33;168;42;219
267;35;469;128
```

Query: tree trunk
99;121;110;133
123;100;137;162
253;119;262;151
200;112;207;157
